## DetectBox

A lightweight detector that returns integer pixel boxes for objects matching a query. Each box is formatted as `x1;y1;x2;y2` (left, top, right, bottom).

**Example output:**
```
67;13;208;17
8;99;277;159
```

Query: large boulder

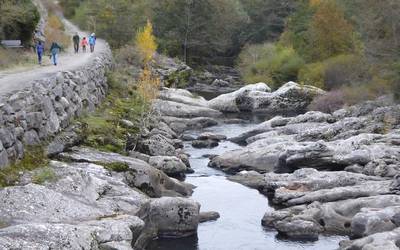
208;82;271;112
339;227;400;250
351;206;400;238
153;99;221;118
136;133;176;156
148;156;188;176
158;88;208;107
209;82;324;113
148;197;200;238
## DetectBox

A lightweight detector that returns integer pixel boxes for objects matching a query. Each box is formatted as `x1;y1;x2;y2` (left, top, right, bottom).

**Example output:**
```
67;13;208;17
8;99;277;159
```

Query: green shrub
298;61;325;89
237;43;305;89
299;54;368;90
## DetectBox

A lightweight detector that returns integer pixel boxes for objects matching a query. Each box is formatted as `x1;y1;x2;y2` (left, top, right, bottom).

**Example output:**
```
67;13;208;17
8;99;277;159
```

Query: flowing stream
149;114;345;250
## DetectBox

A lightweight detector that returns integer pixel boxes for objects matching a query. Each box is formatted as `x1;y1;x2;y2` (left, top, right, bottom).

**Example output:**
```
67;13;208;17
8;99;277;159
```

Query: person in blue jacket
36;41;44;65
50;42;62;66
89;33;96;53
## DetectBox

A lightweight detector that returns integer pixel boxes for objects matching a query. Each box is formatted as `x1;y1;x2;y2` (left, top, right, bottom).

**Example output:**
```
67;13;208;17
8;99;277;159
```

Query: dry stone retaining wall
0;45;113;168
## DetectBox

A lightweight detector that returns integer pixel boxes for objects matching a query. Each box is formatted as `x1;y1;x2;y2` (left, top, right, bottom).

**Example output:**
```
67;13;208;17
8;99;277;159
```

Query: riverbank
0;77;399;249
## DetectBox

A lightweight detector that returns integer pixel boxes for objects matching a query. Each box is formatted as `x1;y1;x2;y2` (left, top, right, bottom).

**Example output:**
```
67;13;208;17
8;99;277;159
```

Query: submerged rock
199;211;220;223
192;139;219;149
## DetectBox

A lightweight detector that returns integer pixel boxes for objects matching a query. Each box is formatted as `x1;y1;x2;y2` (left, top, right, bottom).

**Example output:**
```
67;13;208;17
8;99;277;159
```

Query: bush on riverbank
237;43;304;89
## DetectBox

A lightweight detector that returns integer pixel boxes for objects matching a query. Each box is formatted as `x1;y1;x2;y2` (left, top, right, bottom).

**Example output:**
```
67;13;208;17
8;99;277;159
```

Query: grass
0;48;37;70
32;167;56;184
96;162;130;172
0;146;49;187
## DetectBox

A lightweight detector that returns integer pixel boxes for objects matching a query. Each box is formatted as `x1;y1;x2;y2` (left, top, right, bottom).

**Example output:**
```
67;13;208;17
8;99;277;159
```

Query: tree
151;0;247;65
308;0;358;61
135;20;159;104
0;0;39;44
73;0;149;48
238;0;297;44
135;20;157;64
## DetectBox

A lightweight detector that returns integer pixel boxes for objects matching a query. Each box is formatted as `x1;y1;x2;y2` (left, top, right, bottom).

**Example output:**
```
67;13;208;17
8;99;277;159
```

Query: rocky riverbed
0;81;399;249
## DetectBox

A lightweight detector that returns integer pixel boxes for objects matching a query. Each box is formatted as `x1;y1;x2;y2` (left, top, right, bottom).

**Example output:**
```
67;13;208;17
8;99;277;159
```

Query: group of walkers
73;32;96;53
34;32;96;66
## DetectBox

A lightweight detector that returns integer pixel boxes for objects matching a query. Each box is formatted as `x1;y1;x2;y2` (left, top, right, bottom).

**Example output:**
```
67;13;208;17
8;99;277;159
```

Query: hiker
89;33;96;53
73;32;80;53
50;42;62;66
81;37;88;52
36;41;44;65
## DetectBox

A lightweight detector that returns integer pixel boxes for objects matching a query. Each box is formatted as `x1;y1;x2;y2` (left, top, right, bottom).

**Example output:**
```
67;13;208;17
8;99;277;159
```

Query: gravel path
0;15;107;94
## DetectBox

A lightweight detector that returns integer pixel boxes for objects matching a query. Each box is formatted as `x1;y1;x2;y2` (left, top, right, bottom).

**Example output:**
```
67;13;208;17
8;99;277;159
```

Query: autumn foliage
135;20;160;104
309;1;356;61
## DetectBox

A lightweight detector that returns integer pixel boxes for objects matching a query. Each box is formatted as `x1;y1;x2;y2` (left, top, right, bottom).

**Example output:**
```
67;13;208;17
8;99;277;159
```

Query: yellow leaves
135;20;157;64
309;0;321;7
135;20;160;104
136;67;160;104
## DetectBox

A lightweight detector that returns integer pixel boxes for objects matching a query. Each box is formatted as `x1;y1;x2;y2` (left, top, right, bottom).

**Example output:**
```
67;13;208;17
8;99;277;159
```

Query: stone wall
0;45;113;168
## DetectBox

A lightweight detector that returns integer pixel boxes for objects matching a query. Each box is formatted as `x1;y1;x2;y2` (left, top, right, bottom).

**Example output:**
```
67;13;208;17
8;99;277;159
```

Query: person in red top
81;37;88;53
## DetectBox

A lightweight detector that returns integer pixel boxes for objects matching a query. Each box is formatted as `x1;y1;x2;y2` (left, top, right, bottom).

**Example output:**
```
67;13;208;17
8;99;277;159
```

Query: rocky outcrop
262;195;400;240
0;42;112;168
340;227;400;250
208;82;324;113
0;156;203;249
59;147;194;198
211;104;400;176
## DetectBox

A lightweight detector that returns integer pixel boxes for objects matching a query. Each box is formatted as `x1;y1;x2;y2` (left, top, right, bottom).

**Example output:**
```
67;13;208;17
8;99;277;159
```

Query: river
148;114;346;250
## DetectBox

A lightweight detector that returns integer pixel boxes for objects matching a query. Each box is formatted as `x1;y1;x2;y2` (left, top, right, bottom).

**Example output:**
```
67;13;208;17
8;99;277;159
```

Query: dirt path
0;14;107;94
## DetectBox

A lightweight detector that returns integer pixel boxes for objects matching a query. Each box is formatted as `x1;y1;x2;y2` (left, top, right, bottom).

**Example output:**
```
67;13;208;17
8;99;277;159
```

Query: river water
148;117;345;250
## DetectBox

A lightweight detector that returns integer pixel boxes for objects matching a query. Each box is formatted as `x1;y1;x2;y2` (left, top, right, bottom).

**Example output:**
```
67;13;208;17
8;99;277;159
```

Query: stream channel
149;104;345;250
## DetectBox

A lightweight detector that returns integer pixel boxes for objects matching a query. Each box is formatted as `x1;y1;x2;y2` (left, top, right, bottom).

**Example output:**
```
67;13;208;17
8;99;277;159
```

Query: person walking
81;37;88;53
36;41;44;65
89;33;96;53
50;42;62;66
73;32;80;53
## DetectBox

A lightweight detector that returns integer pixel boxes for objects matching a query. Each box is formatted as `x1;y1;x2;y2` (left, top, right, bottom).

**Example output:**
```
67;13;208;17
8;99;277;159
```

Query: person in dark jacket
50;42;62;66
73;32;80;53
36;41;44;65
